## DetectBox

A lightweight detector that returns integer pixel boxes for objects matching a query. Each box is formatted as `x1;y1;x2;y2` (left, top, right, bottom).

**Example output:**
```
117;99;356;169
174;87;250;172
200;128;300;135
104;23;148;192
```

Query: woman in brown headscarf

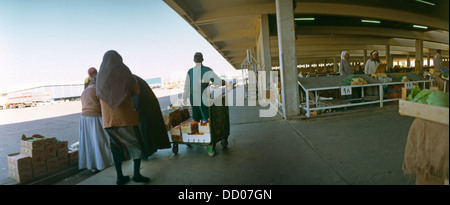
96;50;149;185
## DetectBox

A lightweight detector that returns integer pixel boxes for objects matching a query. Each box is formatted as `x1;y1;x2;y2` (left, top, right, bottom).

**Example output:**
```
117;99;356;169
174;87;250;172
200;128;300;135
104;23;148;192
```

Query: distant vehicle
36;101;56;106
150;84;162;89
0;96;6;110
6;91;51;109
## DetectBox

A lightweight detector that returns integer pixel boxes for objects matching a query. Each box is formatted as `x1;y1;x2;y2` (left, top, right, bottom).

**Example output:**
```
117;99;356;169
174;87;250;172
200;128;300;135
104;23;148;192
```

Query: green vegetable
407;85;421;101
343;75;358;85
408;87;449;107
413;89;432;102
425;91;449;107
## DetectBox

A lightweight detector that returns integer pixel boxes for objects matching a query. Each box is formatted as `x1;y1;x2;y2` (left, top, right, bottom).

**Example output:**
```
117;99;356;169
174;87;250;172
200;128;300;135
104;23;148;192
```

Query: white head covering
341;51;349;60
370;50;380;63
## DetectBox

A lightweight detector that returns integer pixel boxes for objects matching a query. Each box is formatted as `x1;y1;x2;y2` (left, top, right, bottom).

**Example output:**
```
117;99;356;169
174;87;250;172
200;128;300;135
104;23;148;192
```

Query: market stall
298;73;431;117
427;68;449;93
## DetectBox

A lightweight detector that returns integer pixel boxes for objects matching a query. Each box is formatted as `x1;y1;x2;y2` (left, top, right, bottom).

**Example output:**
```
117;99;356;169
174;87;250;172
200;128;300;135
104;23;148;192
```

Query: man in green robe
183;52;223;122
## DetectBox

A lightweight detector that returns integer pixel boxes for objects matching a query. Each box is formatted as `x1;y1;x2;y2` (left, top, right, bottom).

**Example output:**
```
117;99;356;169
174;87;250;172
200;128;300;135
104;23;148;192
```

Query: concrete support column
415;39;423;73
385;45;391;71
333;57;338;73
363;50;367;65
276;0;300;119
407;54;411;68
427;52;431;67
258;14;272;91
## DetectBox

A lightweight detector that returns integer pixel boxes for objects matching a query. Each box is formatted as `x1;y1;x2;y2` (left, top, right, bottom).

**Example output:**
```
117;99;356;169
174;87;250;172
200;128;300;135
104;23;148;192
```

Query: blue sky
0;0;238;92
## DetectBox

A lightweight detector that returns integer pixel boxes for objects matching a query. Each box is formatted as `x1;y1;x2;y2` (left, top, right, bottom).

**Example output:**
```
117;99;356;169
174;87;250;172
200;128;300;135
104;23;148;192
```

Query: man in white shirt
433;49;444;72
183;52;223;122
364;50;381;74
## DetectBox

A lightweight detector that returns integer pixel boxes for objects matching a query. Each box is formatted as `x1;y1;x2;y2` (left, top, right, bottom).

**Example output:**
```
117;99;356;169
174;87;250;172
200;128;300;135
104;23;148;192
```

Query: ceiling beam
164;0;449;71
193;2;448;30
211;29;256;42
268;36;448;50
296;2;449;31
295;26;449;44
271;50;411;57
219;41;256;52
163;0;196;23
194;2;275;25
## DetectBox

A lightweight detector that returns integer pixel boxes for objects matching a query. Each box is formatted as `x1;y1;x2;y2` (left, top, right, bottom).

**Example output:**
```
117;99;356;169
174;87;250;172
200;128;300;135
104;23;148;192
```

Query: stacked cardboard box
163;109;182;131
68;148;79;166
7;153;33;183
180;108;190;121
32;134;58;173
181;121;198;134
56;140;69;170
162;107;191;131
21;134;47;178
7;134;77;183
170;125;182;142
199;120;210;134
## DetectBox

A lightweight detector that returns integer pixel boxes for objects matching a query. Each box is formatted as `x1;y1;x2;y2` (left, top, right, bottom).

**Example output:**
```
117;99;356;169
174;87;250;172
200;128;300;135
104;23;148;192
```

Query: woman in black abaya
132;74;171;158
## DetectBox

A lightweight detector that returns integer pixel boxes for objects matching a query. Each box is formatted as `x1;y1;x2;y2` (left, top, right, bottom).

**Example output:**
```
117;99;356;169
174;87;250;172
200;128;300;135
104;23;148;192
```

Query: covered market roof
163;0;449;69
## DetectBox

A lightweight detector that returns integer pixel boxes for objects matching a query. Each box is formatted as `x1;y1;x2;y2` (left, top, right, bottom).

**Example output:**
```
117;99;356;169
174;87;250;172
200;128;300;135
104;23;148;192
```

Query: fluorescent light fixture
415;0;435;6
295;18;315;21
413;25;428;29
361;19;380;24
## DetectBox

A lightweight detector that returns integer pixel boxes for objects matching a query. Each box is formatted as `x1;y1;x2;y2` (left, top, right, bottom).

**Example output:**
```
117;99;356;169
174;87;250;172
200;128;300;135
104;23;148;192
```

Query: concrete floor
78;102;416;185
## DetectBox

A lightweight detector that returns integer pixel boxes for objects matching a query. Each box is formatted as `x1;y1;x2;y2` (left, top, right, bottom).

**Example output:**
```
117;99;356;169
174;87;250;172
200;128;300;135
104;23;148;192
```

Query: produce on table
426;90;449;107
343;75;368;85
407;85;449;107
442;72;449;79
408;86;421;101
402;76;410;82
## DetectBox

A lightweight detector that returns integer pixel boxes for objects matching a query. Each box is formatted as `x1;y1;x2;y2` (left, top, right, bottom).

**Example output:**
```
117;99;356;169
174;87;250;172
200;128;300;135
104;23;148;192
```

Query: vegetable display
408;85;449;107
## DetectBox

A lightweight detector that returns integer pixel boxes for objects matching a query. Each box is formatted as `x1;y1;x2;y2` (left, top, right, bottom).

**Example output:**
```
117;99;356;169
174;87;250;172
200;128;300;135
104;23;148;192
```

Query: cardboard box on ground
6;134;79;183
7;153;33;183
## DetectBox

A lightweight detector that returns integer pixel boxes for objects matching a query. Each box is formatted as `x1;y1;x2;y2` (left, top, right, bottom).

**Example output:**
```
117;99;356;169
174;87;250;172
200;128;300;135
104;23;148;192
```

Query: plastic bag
343;75;358;85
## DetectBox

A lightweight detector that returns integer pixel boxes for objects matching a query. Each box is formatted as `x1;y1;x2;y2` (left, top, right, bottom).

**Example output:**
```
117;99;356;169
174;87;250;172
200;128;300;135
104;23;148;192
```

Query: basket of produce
399;85;449;125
